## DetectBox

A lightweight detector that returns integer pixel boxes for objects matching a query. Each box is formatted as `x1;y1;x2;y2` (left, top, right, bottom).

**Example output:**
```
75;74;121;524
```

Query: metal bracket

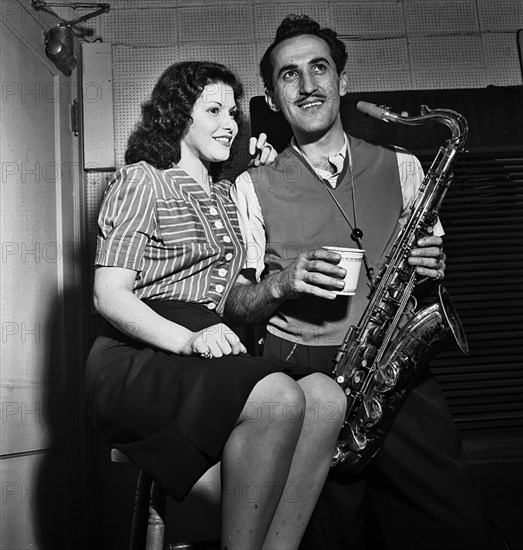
31;1;110;27
71;99;79;136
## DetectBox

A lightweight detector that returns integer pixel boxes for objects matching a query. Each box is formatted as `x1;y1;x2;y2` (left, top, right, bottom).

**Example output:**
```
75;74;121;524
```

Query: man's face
266;34;347;141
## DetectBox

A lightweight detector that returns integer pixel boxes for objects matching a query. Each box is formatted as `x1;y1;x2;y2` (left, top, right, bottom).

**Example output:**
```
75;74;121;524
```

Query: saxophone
331;101;469;472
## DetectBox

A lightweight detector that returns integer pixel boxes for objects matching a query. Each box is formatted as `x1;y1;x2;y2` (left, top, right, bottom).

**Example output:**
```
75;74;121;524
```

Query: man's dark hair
125;61;243;170
260;15;348;92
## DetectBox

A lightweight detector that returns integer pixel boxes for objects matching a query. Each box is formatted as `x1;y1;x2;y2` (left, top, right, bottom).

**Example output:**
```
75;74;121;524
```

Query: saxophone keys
362;397;383;427
348;430;367;453
351;369;366;390
374;362;400;392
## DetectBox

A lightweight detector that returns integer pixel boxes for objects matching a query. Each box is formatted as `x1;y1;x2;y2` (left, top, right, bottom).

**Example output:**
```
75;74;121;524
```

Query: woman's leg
220;372;346;550
220;372;306;550
262;373;347;550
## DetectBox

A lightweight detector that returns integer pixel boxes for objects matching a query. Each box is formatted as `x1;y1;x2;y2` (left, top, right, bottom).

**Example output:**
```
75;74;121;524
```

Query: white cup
323;246;365;296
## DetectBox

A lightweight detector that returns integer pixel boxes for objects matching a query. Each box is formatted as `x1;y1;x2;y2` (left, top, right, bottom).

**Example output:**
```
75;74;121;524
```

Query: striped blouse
95;161;247;316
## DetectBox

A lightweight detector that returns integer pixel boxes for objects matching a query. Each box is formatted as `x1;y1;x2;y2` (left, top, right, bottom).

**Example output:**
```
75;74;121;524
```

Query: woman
85;61;346;550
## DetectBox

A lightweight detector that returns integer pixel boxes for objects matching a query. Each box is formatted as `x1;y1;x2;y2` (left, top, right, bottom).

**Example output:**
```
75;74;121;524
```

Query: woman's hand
248;133;277;167
180;323;247;359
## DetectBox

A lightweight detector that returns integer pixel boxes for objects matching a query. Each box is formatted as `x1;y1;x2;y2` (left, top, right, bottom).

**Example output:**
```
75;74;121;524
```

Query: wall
83;0;523;257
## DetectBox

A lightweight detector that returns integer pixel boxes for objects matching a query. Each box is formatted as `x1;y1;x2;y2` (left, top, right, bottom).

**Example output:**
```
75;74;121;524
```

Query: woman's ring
199;350;212;359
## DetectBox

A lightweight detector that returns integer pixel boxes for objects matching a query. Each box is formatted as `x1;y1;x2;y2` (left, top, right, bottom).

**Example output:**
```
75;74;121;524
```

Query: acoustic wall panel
343;38;409;72
113;45;179;79
331;2;405;36
346;71;412;92
477;0;523;31
482;33;521;69
178;0;251;4
254;3;329;39
486;68;523;87
113;79;156;166
409;35;483;70
178;5;254;42
404;1;479;34
411;69;487;89
179;42;257;76
96;0;178;8
99;8;178;44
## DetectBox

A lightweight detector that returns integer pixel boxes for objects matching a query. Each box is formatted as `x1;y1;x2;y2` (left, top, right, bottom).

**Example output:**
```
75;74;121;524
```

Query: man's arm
228;170;346;323
225;275;284;324
225;250;347;324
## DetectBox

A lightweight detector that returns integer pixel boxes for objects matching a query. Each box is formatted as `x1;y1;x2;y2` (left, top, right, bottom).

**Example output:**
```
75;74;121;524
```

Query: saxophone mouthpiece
356;101;390;121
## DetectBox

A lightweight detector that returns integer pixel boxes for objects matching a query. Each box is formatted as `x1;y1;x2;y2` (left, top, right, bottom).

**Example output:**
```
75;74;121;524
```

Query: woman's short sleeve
95;165;156;272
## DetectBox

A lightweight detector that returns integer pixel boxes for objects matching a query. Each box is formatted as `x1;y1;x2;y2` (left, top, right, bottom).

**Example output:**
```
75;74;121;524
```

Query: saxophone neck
357;101;468;149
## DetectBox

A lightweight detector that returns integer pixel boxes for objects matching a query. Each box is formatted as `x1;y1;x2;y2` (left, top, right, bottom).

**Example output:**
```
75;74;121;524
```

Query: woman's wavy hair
260;15;348;92
125;61;243;170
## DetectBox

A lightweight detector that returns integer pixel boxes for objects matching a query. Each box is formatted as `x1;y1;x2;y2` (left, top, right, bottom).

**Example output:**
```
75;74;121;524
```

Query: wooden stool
111;449;220;550
111;448;167;550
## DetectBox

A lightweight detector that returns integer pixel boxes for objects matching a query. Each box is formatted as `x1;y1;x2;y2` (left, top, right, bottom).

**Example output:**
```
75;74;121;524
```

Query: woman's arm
93;266;246;357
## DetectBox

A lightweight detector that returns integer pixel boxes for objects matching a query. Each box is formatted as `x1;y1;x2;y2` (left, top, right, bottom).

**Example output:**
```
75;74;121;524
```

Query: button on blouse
95;161;247;315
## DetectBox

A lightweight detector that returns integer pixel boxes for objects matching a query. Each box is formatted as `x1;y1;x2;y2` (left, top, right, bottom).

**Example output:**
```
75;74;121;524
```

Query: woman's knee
300;373;347;426
242;372;306;426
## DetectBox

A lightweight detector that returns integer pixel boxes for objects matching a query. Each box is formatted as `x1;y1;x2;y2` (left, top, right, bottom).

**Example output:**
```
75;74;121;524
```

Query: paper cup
323;246;365;296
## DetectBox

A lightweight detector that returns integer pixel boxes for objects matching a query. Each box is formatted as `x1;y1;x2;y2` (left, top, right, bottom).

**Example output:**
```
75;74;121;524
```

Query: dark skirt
85;300;313;501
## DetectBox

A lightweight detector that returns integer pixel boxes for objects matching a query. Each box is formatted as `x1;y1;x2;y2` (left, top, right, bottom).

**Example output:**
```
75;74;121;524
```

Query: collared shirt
232;136;444;280
291;134;349;188
95;161;246;314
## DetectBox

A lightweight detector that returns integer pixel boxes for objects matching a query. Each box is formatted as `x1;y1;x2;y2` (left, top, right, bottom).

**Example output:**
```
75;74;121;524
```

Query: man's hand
224;248;348;324
408;236;446;281
272;248;347;300
248;133;277;167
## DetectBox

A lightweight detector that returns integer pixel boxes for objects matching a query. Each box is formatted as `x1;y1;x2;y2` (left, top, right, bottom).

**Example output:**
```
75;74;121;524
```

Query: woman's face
180;81;239;165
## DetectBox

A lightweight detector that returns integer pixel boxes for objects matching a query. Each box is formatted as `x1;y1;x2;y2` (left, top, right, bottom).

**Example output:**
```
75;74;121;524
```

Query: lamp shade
45;23;77;76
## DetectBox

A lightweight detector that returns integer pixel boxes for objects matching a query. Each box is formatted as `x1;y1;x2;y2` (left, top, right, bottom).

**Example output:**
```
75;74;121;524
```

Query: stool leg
129;471;153;550
145;482;166;550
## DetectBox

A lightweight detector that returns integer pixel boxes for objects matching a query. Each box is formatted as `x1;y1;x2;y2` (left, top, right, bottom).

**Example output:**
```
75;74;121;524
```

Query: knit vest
247;136;403;346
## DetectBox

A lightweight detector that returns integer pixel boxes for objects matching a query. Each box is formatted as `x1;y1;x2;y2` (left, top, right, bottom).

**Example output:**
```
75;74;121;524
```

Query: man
225;14;491;550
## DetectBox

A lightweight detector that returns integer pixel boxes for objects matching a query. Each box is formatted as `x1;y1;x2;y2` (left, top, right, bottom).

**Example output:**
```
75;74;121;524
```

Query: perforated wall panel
331;2;405;36
482;33;521;69
477;0;523;31
107;0;179;7
486;68;523;87
344;39;409;72
253;3;329;39
177;0;252;5
409;36;483;70
178;5;254;42
113;45;179;79
179;42;256;73
404;1;479;34
100;8;178;44
346;71;412;93
411;69;487;89
113;79;156;166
